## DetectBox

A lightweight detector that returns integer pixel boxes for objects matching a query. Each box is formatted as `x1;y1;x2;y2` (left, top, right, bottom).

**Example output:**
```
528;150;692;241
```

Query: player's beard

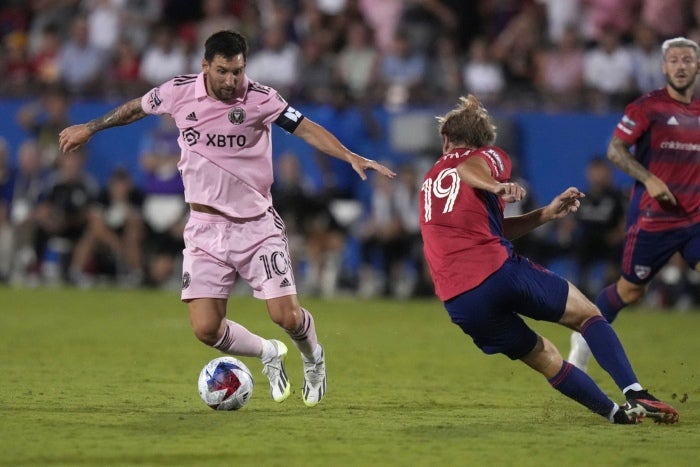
667;75;695;95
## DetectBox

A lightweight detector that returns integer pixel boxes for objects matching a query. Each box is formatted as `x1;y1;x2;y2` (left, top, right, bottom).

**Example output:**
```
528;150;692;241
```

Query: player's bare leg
187;297;290;402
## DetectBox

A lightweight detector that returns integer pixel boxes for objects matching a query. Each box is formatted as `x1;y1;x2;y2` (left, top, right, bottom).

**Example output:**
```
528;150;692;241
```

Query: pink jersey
419;146;514;301
141;73;295;218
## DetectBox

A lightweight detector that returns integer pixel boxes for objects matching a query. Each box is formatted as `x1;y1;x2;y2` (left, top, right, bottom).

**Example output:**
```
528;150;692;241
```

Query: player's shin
548;361;615;418
286;307;320;360
580;315;638;391
213;319;265;357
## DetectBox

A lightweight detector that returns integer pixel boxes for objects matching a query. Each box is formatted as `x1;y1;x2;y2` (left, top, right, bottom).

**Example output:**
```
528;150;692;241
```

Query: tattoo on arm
86;98;146;133
607;136;649;182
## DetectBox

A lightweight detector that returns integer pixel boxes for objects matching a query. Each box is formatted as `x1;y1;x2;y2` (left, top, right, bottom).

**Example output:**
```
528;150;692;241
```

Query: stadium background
0;0;698;305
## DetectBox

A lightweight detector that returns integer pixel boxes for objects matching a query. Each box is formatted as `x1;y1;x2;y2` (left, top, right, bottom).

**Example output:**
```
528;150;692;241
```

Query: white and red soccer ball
198;356;254;410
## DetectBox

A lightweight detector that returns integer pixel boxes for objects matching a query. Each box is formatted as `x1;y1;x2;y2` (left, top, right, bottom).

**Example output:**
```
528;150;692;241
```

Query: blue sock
594;284;626;323
581;315;638;391
548;361;614;417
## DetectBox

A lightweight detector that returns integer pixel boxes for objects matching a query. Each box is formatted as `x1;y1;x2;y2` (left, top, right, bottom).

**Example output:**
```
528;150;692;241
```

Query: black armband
274;105;305;133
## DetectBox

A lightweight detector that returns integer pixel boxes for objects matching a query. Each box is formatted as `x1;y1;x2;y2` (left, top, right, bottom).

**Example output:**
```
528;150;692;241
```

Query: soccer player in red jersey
420;94;678;424
569;37;700;372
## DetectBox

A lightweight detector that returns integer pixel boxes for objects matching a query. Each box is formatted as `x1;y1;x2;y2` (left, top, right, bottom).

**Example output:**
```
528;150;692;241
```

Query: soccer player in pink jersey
420;94;678;424
569;37;700;372
58;30;395;407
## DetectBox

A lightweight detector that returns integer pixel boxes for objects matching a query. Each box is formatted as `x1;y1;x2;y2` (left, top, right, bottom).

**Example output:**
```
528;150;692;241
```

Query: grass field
1;287;698;467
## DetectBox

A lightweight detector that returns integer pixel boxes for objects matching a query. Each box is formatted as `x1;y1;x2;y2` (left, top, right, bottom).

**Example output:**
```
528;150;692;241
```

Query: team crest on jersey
182;271;191;289
634;265;651;280
228;107;246;125
147;88;162;110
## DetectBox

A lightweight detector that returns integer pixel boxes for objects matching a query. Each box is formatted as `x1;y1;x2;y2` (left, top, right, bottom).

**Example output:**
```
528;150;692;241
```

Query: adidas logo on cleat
280;278;292;288
186;112;198;121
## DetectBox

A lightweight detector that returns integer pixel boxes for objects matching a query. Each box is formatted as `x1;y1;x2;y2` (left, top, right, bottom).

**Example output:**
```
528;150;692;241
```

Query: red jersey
419;146;514;301
614;88;700;231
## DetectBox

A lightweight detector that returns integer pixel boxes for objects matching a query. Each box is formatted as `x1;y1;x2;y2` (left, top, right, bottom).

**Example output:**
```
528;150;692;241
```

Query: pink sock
213;320;263;357
286;308;319;360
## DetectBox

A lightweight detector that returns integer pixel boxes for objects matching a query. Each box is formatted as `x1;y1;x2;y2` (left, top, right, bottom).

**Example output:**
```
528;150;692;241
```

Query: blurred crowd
3;1;700;109
0;0;699;307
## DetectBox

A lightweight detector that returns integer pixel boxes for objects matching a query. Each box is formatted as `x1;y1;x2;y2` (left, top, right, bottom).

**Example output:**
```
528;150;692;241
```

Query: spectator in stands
491;3;545;106
378;29;428;108
533;23;585;110
1;30;33;96
139;22;188;87
84;0;121;53
28;22;62;90
583;27;635;111
196;0;241;48
272;151;345;297
3;140;47;285
426;33;463;105
462;36;505;106
33;149;99;285
356;0;403;53
0;138;12;281
580;0;637;45
536;0;581;44
137;115;187;288
294;34;335;104
57;14;105;96
16;85;71;168
629;23;665;95
334;20;380;103
641;0;688;40
107;35;147;99
69;166;144;288
573;157;627;298
246;24;300;97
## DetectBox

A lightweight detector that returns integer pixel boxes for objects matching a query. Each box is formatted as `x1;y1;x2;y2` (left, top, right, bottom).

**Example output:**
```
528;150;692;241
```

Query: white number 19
421;168;460;222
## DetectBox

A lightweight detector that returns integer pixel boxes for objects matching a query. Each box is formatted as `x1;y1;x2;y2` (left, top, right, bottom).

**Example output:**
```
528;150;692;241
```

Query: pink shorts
181;208;297;301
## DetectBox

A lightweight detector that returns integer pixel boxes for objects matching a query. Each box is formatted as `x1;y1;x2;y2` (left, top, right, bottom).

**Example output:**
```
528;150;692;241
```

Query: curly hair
437;95;497;148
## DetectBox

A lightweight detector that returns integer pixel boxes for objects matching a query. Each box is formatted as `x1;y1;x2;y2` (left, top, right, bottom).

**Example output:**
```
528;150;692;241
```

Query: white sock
623;383;644;394
260;338;277;362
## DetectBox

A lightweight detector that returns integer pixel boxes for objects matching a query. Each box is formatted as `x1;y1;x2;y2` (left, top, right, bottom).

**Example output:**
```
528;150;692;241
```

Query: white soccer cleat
261;339;291;403
568;331;592;372
302;345;326;407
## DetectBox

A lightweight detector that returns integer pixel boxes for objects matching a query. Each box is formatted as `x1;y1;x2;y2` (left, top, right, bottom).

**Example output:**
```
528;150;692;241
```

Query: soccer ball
198;356;254;410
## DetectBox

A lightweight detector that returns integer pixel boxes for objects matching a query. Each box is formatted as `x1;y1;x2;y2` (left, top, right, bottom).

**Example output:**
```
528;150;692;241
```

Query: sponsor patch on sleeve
147;88;162;110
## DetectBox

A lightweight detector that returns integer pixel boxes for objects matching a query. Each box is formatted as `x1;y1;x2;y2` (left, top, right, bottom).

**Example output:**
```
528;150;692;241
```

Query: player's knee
270;305;301;330
617;282;646;304
192;322;220;346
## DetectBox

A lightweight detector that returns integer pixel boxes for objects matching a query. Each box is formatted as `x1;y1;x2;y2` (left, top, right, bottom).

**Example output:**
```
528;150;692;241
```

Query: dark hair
204;30;249;62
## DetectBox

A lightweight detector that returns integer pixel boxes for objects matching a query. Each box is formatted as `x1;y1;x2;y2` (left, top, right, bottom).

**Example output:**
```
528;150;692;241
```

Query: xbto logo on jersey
180;128;247;148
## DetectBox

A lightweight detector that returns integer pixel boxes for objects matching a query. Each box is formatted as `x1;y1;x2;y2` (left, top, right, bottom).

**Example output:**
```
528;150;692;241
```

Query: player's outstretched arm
59;97;147;153
503;187;585;240
292;118;396;180
608;136;677;205
456;157;527;203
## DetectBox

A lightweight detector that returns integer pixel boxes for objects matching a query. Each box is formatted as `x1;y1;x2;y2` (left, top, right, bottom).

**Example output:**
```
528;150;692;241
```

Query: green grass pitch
1;288;698;466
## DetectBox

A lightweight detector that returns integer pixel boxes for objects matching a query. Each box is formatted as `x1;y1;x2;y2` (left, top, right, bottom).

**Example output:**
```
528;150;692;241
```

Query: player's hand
495;182;526;203
351;156;396;180
58;124;92;153
644;174;677;206
544;186;585;220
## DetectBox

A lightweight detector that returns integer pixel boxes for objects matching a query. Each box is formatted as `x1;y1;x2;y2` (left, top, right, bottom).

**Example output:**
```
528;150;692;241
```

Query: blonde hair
661;37;699;58
437;95;497;148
